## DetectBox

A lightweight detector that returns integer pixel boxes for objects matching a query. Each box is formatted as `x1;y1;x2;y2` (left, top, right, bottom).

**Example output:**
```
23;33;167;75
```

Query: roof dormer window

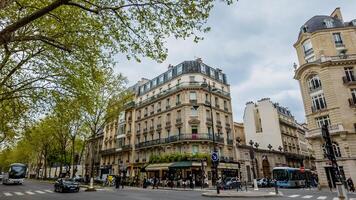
302;25;308;33
324;19;334;28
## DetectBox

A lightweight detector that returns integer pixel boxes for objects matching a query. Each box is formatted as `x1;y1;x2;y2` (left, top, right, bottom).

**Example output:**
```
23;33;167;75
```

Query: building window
205;93;209;103
192;126;198;135
166;98;170;108
352;19;356;26
311;93;327;111
158;75;164;84
157;102;161;111
224;100;228;110
344;67;355;82
189;91;197;101
315;115;331;128
167;70;173;80
333;142;342;157
324;19;334;28
215;97;219;107
177;64;183;75
308;75;322;91
210;69;215;79
151;79;157;88
302;39;313;57
218;73;223;81
191;107;198;116
333;33;343;46
177;110;181;119
201;64;207;74
192;145;198;155
176;94;181;104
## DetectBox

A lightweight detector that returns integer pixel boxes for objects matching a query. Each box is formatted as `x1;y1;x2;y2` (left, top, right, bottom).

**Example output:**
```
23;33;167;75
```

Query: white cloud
114;0;356;123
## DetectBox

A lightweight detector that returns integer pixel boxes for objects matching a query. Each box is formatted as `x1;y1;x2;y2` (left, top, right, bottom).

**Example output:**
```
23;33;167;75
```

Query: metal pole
208;82;219;194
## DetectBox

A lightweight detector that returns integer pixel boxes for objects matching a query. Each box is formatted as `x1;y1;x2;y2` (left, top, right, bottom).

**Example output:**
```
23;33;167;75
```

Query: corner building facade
117;59;238;185
294;8;356;188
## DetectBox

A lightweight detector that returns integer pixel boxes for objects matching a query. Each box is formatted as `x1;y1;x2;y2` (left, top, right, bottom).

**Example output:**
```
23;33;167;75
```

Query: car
0;172;3;181
54;178;80;193
223;177;241;189
73;175;84;183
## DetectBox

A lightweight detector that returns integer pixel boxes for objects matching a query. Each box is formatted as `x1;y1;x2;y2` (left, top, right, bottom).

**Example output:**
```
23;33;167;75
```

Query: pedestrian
347;177;355;192
236;176;241;192
121;174;125;189
153;176;158;189
115;175;121;189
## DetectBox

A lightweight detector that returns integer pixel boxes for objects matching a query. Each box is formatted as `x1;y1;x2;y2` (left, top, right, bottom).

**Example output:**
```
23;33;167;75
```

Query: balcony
224;107;228;112
335;41;345;48
127;116;132;122
134;134;225;149
225;122;231;127
166;105;171;110
144;113;148;117
137;116;141;120
176;101;181;106
348;98;356;108
205;100;211;105
306;124;345;138
100;148;116;156
156;124;162;130
176;118;183;126
136;82;230;108
126;130;131;135
215;104;220;108
122;144;132;151
157;108;161;112
143;128;148;134
149;126;154;132
150;111;154;115
136;129;141;135
343;76;356;86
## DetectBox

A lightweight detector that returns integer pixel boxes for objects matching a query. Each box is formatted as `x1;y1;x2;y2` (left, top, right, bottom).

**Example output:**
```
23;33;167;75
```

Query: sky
114;0;356;123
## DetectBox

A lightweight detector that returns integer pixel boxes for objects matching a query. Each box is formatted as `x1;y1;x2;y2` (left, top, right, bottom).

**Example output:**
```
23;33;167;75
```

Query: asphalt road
1;179;356;200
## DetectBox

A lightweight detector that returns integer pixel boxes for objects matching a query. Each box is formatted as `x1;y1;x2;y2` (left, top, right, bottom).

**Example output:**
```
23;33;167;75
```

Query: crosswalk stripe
288;194;300;198
302;195;313;199
4;192;13;196
332;198;339;200
14;192;24;196
35;190;46;194
26;191;35;195
45;189;53;193
317;196;327;200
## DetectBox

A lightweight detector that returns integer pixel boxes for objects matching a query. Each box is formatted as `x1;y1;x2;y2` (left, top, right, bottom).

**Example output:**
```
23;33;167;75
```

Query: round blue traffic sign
211;152;219;162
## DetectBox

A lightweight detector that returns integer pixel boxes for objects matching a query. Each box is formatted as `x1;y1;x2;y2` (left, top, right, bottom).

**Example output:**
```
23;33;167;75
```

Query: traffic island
201;191;283;198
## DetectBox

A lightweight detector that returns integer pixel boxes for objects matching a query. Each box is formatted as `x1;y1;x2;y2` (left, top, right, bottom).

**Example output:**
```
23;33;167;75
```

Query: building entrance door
262;159;271;178
325;167;337;188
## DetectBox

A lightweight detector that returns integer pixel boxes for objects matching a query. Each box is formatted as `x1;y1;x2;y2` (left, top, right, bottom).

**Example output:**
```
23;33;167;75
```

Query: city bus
272;167;311;188
2;163;27;185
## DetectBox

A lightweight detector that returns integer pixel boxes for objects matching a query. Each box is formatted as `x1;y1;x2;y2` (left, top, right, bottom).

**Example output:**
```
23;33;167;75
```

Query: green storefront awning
169;161;203;168
145;163;172;171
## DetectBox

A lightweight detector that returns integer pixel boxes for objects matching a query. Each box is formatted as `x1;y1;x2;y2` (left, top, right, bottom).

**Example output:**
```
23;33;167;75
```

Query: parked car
73;175;84;183
0;172;3;180
257;178;274;187
223;177;241;189
54;178;80;193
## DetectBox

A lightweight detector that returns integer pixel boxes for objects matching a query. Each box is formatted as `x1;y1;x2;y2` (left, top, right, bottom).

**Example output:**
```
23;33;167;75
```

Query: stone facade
108;59;238;184
294;8;356;188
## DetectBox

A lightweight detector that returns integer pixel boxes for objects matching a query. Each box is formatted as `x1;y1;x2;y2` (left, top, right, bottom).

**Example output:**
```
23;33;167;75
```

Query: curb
201;191;283;198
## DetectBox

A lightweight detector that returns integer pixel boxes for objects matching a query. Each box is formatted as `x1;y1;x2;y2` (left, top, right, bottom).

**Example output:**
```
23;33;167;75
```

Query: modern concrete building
113;59;238;186
243;98;312;168
294;8;356;188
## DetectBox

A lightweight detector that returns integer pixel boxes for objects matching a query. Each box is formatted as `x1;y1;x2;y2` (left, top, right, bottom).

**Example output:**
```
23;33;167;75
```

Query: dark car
54;178;80;193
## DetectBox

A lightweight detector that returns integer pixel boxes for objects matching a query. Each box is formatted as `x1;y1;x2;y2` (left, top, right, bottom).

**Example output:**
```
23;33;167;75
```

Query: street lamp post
249;140;258;190
267;144;273;151
201;82;219;194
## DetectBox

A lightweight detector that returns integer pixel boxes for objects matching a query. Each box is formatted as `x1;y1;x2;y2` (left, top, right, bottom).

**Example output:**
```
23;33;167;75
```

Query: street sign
211;151;219;162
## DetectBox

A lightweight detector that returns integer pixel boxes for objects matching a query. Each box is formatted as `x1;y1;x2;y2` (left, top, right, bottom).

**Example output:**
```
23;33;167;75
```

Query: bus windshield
9;165;26;179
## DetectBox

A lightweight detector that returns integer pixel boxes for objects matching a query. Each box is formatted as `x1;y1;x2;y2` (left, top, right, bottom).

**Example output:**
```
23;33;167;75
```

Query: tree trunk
71;136;76;178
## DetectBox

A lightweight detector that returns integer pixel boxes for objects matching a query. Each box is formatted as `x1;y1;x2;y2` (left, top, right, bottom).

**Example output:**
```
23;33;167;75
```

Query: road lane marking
302;195;313;199
317;196;327;200
288;195;300;198
26;191;35;195
14;192;24;196
45;190;54;193
4;192;13;196
35;190;46;194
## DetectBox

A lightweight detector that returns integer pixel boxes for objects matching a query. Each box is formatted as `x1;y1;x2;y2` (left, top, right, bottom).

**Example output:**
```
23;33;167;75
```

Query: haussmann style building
112;59;239;186
294;8;356;188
